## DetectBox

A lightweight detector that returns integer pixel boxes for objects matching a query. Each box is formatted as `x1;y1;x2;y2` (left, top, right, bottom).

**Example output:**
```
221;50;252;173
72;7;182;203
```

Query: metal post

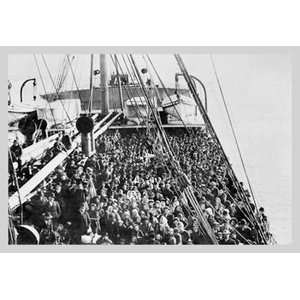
20;78;36;103
100;54;109;115
89;54;95;154
114;54;124;111
89;54;94;113
8;149;23;224
81;54;95;157
175;73;208;112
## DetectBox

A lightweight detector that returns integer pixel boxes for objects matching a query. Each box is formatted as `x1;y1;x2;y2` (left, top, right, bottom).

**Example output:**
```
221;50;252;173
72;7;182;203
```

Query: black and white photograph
8;53;291;246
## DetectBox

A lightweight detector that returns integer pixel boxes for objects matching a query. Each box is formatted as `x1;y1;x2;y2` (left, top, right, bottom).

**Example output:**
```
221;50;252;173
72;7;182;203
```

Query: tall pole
81;54;95;157
8;149;23;224
114;54;124;111
100;54;109;115
89;54;94;114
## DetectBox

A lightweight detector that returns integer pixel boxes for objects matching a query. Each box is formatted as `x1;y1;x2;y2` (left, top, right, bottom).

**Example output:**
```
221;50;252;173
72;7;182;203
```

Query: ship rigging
8;54;275;245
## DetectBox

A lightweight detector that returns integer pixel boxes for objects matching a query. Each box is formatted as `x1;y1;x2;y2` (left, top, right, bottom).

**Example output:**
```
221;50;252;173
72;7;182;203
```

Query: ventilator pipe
175;73;207;112
20;78;36;103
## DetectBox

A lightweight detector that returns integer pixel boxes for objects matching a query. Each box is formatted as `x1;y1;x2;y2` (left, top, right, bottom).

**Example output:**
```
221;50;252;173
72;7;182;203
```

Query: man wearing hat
71;181;87;213
28;191;47;230
70;203;92;244
236;219;254;243
39;212;58;244
219;229;236;245
10;139;23;172
45;192;61;224
88;203;101;234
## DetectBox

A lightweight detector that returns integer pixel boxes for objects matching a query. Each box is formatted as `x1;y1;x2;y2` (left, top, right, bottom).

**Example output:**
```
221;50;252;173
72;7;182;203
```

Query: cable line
174;54;268;244
8;147;23;224
33;54;57;128
41;54;72;123
210;54;259;210
145;55;189;134
110;54;145;126
130;54;218;244
66;55;86;112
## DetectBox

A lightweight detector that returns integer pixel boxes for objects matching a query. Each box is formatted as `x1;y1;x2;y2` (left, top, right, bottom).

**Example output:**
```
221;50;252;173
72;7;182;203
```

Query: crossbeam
94;112;122;139
9;134;81;211
9;112;122;211
21;133;60;165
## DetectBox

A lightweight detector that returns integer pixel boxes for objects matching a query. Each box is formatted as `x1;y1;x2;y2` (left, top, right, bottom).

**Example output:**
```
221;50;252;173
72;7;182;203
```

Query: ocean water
214;115;292;245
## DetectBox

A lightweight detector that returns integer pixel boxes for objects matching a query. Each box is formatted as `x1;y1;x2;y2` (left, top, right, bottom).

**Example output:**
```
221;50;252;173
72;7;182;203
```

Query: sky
8;53;292;243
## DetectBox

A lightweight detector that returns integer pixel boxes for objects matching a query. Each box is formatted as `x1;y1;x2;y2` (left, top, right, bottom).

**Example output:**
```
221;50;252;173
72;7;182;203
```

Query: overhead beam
19;114;98;166
94;112;122;139
21;133;60;165
9;112;122;211
9;133;81;211
92;111;114;133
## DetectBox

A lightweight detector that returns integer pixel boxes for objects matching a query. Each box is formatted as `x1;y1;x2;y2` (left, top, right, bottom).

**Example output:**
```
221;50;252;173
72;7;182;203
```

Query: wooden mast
114;54;124;111
89;54;94;113
81;54;95;157
100;54;109;115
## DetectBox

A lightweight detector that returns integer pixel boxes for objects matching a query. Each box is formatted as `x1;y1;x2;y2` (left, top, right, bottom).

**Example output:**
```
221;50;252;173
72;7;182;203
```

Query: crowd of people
9;133;72;195
12;127;271;245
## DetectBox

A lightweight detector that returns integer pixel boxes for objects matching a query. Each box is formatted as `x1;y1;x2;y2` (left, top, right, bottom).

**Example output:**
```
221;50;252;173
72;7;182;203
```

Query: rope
118;55;149;126
145;55;189;134
8;210;17;244
129;54;217;244
123;54;153;125
87;54;94;114
113;54;124;111
129;55;176;161
128;55;169;145
185;185;218;244
120;54;161;141
175;54;268;244
175;54;249;202
8;147;23;224
138;59;177;158
210;56;269;243
210;55;259;210
55;56;65;92
33;108;47;144
41;54;72;123
168;129;258;232
202;199;254;244
56;56;69;93
33;54;57;128
66;55;87;112
110;55;143;126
